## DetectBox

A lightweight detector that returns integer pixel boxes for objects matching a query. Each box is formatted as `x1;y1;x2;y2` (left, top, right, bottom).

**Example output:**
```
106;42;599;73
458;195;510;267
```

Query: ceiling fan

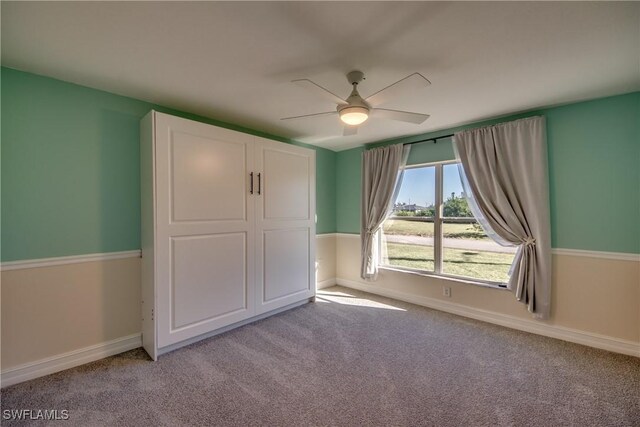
281;70;431;136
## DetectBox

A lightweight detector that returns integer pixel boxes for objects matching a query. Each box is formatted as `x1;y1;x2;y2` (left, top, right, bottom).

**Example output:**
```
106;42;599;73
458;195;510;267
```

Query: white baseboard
317;278;337;289
336;278;640;358
1;334;142;388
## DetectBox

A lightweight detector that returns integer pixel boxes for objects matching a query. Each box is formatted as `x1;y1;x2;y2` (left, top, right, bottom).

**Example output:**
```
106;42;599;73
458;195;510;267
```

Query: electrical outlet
443;286;452;298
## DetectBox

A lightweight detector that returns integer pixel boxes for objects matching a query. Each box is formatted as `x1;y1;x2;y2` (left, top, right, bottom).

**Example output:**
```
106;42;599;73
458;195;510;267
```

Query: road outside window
381;162;516;285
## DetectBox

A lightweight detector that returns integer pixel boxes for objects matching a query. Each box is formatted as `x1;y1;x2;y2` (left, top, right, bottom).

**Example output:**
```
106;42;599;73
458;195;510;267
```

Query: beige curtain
453;116;552;318
360;144;410;280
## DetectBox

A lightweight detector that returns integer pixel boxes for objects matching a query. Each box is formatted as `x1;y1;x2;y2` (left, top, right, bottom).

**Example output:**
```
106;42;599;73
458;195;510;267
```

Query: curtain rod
403;133;454;145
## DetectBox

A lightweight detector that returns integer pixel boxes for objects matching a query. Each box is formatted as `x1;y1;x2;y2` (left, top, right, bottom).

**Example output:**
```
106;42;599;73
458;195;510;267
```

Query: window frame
379;160;509;289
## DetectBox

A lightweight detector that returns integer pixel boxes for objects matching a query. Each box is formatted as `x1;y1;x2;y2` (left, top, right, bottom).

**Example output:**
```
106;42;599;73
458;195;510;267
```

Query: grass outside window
384;242;514;283
381;161;516;285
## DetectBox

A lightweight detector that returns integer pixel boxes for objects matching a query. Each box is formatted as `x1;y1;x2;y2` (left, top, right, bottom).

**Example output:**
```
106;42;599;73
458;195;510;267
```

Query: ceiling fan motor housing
282;69;430;128
336;95;370;113
337;84;370;124
337;73;370;114
338;73;371;125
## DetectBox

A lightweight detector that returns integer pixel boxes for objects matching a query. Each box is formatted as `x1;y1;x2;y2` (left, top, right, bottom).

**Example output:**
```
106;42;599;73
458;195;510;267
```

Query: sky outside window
396;164;464;206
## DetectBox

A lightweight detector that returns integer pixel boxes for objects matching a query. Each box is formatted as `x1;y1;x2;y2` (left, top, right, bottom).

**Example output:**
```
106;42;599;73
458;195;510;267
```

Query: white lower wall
316;234;337;289
336;233;640;356
3;232;636;387
1;255;142;371
1;235;338;386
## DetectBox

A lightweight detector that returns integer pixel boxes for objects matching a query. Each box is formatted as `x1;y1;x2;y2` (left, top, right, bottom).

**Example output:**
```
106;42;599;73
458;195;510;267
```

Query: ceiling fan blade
280;111;337;121
293;79;347;106
371;108;430;124
365;73;431;106
343;126;358;136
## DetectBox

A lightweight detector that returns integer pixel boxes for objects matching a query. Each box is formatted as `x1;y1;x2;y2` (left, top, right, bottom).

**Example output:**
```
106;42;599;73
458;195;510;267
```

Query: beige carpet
2;286;639;426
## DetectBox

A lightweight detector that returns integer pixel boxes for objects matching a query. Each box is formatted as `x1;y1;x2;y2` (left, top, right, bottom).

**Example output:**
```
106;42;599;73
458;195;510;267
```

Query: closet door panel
143;112;317;358
255;138;316;314
171;132;247;222
171;233;247;329
154;112;256;348
263;149;311;221
263;228;310;302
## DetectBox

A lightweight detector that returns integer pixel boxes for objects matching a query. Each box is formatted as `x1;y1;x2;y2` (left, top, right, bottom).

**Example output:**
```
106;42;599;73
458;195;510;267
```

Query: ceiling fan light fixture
283;71;431;130
339;106;369;125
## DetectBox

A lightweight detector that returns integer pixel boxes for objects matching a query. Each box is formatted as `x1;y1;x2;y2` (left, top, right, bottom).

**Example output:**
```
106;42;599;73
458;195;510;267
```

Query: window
380;161;517;285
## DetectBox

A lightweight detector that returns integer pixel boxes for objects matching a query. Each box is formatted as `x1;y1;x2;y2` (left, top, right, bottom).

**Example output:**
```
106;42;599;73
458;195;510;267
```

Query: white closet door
154;112;256;347
255;138;316;314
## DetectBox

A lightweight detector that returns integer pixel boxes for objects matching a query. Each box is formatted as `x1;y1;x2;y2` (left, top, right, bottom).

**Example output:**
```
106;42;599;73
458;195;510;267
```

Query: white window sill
378;265;509;290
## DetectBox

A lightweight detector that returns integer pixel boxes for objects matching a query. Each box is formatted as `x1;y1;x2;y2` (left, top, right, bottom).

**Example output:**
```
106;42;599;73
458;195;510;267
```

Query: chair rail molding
1;250;142;271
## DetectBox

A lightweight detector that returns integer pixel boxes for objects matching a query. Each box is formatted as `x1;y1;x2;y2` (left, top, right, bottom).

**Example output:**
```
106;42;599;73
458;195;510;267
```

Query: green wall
2;66;638;259
1;67;336;262
314;148;337;234
337;92;640;254
406;137;455;166
335;146;364;234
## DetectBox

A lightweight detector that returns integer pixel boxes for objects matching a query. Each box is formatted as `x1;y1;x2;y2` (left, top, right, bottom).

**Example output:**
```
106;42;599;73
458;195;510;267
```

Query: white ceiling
2;2;639;151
